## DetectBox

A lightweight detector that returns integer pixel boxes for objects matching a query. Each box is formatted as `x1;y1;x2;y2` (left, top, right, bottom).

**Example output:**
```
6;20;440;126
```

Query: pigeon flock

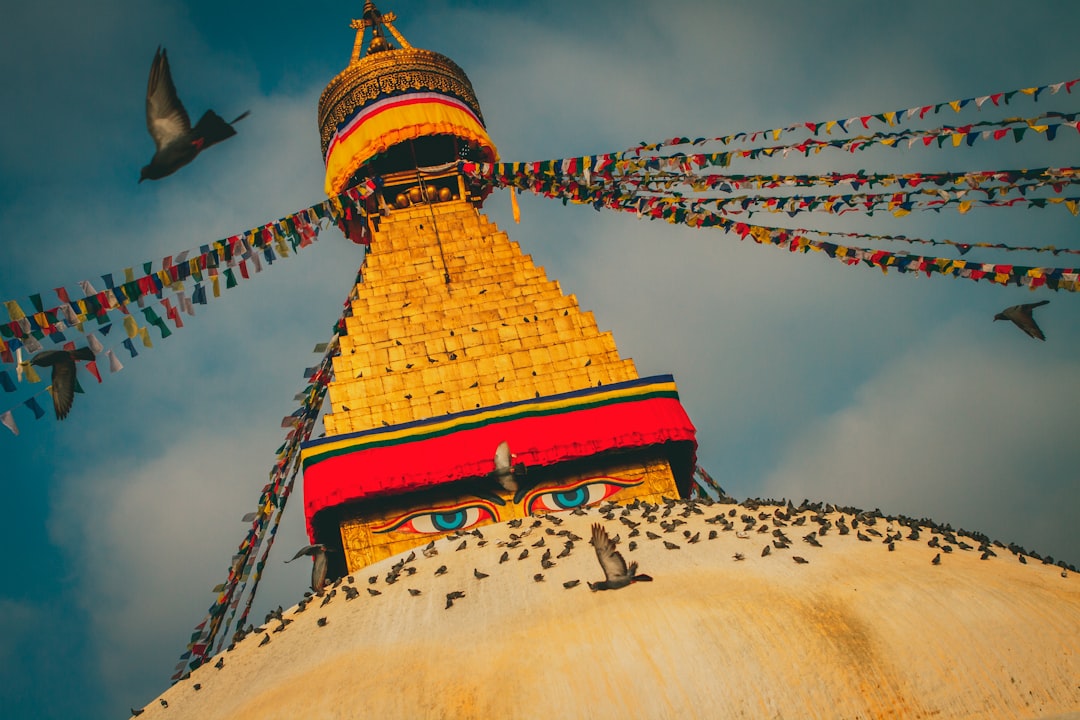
134;493;1075;716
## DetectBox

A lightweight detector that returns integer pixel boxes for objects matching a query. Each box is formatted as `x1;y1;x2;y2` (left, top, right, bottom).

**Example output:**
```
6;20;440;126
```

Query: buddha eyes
525;477;642;514
374;503;496;535
372;477;642;535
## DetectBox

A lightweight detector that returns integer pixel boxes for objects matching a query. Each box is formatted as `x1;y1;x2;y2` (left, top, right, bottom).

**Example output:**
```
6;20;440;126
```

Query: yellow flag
957;201;972;214
211;275;221;298
510;188;521;223
4;301;26;322
139;327;153;348
123;315;139;339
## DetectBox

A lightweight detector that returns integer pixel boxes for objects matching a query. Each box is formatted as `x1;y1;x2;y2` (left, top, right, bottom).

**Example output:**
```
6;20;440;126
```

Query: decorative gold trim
317;48;484;154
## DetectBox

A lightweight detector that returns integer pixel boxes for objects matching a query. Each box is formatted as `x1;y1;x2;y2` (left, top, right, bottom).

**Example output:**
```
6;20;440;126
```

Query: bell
425;186;439;202
395;193;409;208
437;186;452;202
408;187;423;204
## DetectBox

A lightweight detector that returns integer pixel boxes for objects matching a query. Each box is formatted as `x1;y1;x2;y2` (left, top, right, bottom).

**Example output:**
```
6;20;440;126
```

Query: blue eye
431;510;469;531
550;487;588;509
375;505;496;535
528;480;633;514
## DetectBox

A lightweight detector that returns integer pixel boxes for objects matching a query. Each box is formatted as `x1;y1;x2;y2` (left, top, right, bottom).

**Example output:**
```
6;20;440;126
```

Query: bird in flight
492;440;526;493
30;347;95;420
994;300;1049;340
284;544;330;592
587;523;653;591
140;47;249;182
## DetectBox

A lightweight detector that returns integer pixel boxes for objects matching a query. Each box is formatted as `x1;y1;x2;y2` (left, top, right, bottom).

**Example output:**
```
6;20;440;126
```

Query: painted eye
374;504;496;535
527;477;642;514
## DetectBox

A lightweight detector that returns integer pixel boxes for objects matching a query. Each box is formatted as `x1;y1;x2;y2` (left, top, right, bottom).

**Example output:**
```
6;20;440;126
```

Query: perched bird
317;617;328;627
793;556;809;564
932;553;941;566
408;588;421;597
434;565;448;576
445;591;465;609
214;657;224;670
284;544;329;592
587;524;653;591
30;348;95;420
563;579;581;589
130;709;144;717
492;440;526;492
473;568;489;580
994;300;1050;340
258;633;270;647
140;47;250;181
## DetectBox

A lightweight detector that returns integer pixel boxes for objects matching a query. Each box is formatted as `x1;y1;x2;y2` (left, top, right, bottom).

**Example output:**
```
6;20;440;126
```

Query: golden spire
349;2;412;64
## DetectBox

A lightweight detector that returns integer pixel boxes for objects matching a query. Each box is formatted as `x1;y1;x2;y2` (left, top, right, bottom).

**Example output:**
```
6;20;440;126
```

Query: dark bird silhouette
258;633;270;647
563;579;580;589
994;300;1049;340
587;523;653;591
131;709;144;717
141;47;249;181
445;590;465;609
932;553;941;565
214;657;224;670
284;544;329;592
30;347;95;420
473;568;489;580
434;565;447;576
408;588;421;596
793;556;809;564
317;617;328;627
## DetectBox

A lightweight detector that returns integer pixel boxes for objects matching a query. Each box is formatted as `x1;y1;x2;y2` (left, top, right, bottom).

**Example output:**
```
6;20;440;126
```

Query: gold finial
349;2;412;64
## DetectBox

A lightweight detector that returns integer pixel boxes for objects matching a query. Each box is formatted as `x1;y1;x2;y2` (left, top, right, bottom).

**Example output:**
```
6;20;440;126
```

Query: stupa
138;5;1080;718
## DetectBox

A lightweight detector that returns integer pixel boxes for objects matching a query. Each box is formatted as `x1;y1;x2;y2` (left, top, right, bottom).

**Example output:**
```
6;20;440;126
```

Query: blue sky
1;1;1078;717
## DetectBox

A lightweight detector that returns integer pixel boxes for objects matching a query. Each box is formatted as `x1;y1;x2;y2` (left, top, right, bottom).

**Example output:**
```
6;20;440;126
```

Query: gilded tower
301;2;697;575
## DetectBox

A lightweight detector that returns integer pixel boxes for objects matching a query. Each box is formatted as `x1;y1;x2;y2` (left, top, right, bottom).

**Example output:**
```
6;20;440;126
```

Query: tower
302;2;697;576
139;7;1080;717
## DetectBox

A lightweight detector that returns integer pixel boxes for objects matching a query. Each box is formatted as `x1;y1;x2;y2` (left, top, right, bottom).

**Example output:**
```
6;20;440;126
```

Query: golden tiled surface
339;456;679;572
323;198;638;436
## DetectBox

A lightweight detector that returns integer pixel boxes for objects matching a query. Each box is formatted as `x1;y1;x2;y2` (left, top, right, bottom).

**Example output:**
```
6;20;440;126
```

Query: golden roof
316;2;487;159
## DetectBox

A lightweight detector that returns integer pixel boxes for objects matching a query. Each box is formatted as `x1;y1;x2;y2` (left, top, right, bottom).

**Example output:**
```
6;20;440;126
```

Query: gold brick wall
339;456;679;572
323;198;638;436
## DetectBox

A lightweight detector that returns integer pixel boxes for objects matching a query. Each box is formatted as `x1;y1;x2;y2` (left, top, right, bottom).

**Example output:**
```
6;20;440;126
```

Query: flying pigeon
30;347;95;420
140;46;249;182
492;440;526;493
284;544;329;592
994;300;1049;340
587;523;653;591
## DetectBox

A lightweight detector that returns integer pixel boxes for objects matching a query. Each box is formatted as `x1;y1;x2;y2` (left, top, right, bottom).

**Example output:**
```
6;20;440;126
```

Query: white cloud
761;316;1080;562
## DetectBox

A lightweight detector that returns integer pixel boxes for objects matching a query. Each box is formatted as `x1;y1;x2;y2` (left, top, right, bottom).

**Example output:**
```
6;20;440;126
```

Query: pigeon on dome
140;46;249;182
